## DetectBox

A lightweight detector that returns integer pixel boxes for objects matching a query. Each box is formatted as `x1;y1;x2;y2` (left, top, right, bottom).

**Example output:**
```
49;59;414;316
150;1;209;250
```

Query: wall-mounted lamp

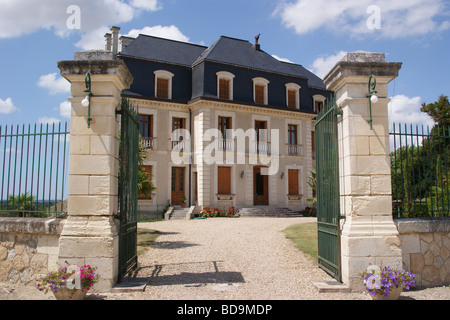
280;172;285;179
81;72;92;128
240;171;244;179
367;75;378;130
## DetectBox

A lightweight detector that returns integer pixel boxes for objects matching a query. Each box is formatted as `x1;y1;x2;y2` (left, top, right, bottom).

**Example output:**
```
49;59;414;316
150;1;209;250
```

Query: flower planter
53;287;87;300
370;285;403;300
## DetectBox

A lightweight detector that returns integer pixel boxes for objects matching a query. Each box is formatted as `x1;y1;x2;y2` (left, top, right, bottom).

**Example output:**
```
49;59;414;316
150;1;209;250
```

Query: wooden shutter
288;169;299;195
288;90;297;109
219;78;230;100
157;78;169;99
218;166;231;194
255;84;265;104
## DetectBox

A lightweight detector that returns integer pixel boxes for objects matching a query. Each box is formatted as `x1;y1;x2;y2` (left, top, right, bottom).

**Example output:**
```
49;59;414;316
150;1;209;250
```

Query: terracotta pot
53;287;87;300
371;285;403;300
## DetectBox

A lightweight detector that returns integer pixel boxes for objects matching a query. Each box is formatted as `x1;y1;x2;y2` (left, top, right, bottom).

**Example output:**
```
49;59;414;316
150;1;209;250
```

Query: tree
137;138;157;198
420;95;450;126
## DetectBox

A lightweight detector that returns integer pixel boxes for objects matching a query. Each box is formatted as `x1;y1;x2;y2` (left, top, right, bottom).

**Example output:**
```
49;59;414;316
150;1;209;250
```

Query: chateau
115;31;332;212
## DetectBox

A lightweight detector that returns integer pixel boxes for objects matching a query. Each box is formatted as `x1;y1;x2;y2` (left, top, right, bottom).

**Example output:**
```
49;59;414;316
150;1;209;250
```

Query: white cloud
38;117;61;125
130;0;161;11
388;95;435;128
0;0;160;39
59;101;71;118
0;97;19;114
37;73;70;95
75;26;111;50
272;55;294;63
125;25;190;42
309;51;347;79
276;0;450;39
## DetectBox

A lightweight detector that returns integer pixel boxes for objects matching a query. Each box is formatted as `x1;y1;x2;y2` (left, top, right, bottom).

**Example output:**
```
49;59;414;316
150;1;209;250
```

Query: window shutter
157;78;169;99
255;85;265;104
288;169;299;195
218;167;231;194
219;78;230;100
288;90;297;109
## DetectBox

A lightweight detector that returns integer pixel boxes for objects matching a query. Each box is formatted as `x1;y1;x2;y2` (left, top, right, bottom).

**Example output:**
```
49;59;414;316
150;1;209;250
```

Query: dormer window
285;83;301;109
154;70;174;99
313;94;326;113
216;71;235;100
252;77;269;105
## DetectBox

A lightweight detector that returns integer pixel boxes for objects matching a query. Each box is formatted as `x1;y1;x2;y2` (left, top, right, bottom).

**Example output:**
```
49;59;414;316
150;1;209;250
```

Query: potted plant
179;195;187;207
36;261;100;300
360;264;415;300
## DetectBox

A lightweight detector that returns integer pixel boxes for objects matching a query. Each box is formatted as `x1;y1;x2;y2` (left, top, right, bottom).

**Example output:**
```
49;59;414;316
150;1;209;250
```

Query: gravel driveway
1;217;449;300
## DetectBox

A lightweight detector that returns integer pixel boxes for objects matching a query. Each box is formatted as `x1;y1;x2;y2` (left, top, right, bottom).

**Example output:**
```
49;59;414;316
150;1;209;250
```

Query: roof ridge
137;33;207;49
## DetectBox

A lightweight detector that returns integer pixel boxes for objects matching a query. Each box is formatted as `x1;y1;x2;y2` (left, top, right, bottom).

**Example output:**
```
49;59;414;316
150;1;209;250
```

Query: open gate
315;97;342;281
117;97;139;281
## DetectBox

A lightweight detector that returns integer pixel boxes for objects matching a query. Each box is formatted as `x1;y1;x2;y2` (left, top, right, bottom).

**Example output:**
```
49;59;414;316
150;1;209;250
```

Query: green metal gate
117;97;139;281
315;97;342;281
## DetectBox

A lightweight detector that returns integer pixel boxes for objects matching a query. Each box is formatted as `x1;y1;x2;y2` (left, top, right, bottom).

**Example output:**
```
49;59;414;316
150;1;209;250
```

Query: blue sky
0;0;449;129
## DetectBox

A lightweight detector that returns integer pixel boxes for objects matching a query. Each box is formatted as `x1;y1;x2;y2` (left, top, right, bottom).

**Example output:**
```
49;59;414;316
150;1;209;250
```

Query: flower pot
371;285;403;300
53;286;87;300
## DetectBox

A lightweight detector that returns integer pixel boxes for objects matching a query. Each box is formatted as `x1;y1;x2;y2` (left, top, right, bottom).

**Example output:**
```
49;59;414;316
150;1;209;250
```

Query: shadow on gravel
146;260;245;287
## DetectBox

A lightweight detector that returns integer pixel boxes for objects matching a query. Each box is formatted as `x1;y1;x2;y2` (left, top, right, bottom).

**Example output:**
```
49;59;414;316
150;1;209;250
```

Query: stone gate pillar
57;50;133;291
323;52;403;290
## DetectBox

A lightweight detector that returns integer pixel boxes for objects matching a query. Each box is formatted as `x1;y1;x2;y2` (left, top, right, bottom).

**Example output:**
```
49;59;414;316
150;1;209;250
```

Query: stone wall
0;218;65;285
396;217;450;287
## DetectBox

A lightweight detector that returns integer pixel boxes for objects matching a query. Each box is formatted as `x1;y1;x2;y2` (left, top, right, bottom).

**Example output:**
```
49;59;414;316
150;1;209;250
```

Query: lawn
137;228;160;256
283;222;318;262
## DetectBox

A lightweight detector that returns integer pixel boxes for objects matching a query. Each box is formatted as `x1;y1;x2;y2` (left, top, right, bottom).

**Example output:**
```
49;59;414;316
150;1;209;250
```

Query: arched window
252;77;270;105
154;70;174;99
285;83;301;109
216;71;235;101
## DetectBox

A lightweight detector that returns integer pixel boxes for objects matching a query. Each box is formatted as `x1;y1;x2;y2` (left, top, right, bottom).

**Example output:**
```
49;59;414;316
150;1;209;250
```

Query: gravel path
1;217;449;300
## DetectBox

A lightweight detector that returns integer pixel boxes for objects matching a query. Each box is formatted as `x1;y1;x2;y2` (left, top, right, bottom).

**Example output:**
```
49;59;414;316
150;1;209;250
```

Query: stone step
239;207;303;218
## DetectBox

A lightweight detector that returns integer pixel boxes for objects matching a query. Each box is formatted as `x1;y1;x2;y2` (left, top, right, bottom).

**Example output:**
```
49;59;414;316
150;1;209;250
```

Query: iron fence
0;122;69;218
390;123;449;218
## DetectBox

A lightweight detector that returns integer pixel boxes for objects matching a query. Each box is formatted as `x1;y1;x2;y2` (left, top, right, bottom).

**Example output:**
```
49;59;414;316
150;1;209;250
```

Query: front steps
165;206;304;220
238;207;303;218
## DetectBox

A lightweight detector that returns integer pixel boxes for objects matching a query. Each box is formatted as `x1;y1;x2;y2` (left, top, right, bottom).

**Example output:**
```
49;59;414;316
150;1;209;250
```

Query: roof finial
254;34;261;51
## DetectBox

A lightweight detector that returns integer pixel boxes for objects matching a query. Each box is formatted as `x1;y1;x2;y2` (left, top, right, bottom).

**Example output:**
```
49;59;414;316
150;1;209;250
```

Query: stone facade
324;51;403;290
0;218;65;285
396;218;450;287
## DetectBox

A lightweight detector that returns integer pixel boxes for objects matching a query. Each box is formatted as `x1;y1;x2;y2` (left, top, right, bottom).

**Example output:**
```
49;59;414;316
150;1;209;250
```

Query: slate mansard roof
118;34;330;110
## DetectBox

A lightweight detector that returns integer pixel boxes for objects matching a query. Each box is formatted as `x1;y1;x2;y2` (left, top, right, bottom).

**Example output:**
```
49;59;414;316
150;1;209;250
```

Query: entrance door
171;167;185;206
253;166;268;205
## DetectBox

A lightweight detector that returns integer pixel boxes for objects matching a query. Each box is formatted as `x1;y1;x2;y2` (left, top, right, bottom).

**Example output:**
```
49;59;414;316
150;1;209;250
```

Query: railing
170;139;190;152
141;137;156;150
390;123;449;218
217;139;234;151
0;122;70;218
287;144;303;156
253;141;271;155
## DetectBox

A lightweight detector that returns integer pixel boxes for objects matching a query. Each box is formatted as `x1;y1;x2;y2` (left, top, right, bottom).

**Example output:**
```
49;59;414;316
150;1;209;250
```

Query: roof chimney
104;33;112;51
111;26;120;56
253;34;261;51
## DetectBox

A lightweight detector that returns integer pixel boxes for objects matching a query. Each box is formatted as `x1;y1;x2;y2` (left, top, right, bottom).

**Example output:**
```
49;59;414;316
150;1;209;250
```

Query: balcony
170;139;190;152
217;139;234;151
287;144;303;156
142;137;157;150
